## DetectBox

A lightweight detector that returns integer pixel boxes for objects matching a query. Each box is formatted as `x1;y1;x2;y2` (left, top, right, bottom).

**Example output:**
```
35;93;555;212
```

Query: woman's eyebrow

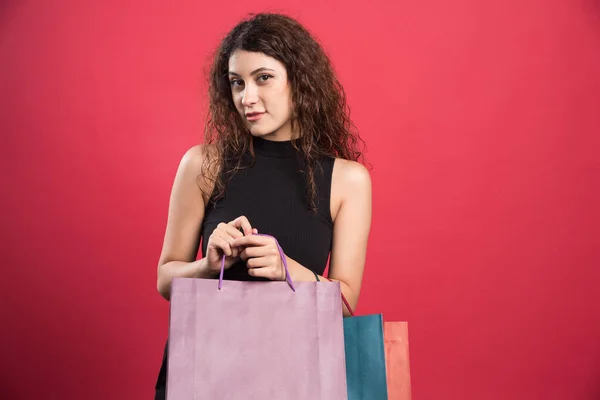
228;67;276;77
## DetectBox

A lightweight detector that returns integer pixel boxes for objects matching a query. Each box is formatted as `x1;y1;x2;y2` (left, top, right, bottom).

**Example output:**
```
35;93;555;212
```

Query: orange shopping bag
384;322;412;400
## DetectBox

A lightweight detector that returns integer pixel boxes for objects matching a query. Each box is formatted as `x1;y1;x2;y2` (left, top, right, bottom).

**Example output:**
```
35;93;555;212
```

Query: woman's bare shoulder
330;158;371;221
332;158;371;188
176;143;219;202
179;144;217;171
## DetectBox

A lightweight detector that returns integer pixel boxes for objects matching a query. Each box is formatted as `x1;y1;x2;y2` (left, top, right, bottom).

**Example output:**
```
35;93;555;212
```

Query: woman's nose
241;85;258;106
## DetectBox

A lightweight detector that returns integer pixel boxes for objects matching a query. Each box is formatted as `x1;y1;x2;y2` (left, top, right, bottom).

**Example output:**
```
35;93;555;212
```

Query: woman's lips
246;112;264;122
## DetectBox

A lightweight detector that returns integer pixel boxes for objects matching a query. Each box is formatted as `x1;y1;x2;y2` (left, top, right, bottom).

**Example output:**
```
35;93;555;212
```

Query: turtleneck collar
252;136;299;158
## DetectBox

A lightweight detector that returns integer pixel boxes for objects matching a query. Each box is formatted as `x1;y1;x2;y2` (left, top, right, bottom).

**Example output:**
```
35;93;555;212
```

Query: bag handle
314;273;355;317
218;234;296;292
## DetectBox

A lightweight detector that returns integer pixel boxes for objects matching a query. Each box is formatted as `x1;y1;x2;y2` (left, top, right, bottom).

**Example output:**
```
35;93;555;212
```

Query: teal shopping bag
322;277;388;399
343;314;389;399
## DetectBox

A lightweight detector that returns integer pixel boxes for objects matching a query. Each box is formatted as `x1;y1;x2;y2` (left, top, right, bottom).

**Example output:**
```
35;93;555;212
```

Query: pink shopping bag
166;235;348;399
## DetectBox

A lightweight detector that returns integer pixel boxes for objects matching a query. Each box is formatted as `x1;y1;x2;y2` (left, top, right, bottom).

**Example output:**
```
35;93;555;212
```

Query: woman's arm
156;145;214;301
290;159;372;316
327;159;372;315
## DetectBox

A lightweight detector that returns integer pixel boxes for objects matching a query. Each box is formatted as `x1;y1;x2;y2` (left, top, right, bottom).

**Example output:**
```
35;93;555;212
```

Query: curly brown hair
200;12;365;212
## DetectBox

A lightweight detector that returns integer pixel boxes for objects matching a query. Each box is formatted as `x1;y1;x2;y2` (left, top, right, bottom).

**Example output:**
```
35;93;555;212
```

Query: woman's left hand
231;234;287;281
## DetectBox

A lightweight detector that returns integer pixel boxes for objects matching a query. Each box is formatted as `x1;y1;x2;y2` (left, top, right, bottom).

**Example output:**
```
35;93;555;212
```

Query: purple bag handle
218;233;296;292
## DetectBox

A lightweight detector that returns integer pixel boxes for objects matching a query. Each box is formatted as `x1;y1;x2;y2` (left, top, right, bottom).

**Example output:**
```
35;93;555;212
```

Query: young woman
154;12;372;399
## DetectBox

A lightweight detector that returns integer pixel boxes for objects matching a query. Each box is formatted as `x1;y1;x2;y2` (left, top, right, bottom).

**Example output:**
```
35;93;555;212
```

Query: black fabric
154;136;335;397
154;388;165;400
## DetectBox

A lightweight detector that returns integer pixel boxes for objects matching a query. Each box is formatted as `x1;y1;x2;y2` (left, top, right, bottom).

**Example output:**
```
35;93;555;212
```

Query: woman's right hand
202;215;257;276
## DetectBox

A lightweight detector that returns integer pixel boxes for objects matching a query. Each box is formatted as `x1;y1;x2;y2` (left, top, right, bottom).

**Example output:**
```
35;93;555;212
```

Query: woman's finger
216;223;246;257
217;222;245;241
208;234;233;257
231;234;269;248
240;245;273;261
246;256;268;269
247;265;282;281
245;254;281;269
229;216;253;236
247;265;270;278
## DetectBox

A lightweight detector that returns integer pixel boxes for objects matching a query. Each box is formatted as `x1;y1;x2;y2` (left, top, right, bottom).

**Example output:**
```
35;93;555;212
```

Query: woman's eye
258;74;272;82
230;79;243;87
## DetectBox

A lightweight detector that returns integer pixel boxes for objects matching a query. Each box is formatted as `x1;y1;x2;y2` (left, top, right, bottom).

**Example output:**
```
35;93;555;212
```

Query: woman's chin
248;127;273;137
246;123;292;140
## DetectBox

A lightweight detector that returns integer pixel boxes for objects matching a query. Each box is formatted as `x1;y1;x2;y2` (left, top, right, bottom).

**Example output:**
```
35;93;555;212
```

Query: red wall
1;1;599;399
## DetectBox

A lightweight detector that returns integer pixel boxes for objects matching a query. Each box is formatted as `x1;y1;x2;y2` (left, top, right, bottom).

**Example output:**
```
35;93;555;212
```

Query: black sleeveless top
155;136;336;394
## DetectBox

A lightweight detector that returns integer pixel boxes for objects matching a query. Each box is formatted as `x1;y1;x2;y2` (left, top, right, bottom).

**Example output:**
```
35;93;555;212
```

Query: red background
2;1;599;399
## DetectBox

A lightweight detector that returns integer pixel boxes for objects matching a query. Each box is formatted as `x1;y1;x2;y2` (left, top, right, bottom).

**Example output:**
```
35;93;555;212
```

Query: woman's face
228;50;296;141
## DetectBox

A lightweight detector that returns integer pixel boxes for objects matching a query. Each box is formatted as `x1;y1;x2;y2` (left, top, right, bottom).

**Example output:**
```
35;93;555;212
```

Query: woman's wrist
196;258;219;279
286;257;321;282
